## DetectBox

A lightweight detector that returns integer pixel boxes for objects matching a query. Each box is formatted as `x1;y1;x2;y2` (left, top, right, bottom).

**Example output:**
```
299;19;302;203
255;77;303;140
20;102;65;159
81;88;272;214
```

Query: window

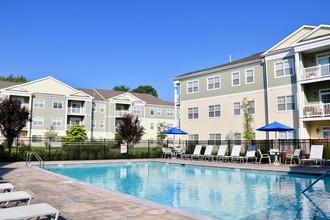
92;103;97;112
150;108;155;116
52;101;63;109
12;97;24;105
166;109;174;117
150;123;154;130
157;108;161;116
51;117;62;127
277;95;295;111
188;107;199;119
209;133;221;145
207;76;221;90
274;59;294;77
248;100;255;114
133;106;141;115
33;117;44;126
187;80;199;94
34;99;45;108
99;104;105;113
278;131;295;139
99;120;104;129
233;102;241;115
234;133;241;140
208;105;221;118
232;72;240;86
188;134;199;141
245;69;254;84
167;124;173;129
323;127;330;139
32;135;42;143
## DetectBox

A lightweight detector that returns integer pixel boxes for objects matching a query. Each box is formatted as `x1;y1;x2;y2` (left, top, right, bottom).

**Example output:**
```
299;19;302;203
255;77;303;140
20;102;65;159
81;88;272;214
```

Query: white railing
116;110;130;117
302;103;330;118
67;107;85;114
301;63;330;80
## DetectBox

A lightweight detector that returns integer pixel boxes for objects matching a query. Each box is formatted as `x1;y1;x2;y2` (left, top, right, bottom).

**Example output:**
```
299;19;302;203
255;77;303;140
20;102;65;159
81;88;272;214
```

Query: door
317;53;330;76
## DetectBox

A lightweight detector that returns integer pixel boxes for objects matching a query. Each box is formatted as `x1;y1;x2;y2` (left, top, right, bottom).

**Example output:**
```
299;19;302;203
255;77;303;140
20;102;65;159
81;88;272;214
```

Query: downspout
263;58;270;139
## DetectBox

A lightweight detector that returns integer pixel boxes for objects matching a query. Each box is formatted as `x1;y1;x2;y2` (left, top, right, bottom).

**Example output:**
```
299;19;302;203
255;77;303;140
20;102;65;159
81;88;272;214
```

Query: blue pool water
43;162;330;219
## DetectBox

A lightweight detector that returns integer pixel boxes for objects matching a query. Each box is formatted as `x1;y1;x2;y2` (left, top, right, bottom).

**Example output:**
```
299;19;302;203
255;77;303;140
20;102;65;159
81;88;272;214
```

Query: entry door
317;53;330;76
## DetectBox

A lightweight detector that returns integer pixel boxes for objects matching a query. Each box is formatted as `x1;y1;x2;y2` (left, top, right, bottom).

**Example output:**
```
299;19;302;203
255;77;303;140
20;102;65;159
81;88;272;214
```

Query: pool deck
0;159;329;220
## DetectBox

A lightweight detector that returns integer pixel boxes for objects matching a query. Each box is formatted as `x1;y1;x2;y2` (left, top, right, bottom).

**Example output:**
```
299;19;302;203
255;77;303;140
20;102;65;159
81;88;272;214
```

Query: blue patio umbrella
162;127;188;147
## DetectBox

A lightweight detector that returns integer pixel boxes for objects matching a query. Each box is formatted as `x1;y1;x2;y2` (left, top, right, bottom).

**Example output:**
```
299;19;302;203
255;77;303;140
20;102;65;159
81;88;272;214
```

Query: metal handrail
26;151;44;168
302;169;330;193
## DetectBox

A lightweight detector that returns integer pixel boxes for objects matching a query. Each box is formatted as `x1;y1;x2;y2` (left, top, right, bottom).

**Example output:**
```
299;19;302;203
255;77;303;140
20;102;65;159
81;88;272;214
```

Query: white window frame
52;100;63;110
322;127;330;139
99;104;105;113
33;116;44;126
32;135;42;143
33;99;45;108
277;95;295;112
187;80;199;94
248;100;255;115
133;106;141;115
188;107;199;119
278;130;295;139
208;104;221;118
209;133;221;145
188;134;199;141
166;109;174;117
207;76;221;90
51;117;62;127
245;69;255;84
150;123;154;130
99;120;104;129
157;108;162;116
231;71;240;86
274;59;294;78
233;102;241;116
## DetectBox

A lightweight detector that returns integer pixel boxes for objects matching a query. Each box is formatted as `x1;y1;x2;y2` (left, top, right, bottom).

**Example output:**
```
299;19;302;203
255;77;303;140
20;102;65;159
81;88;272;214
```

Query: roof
175;52;264;79
0;81;22;89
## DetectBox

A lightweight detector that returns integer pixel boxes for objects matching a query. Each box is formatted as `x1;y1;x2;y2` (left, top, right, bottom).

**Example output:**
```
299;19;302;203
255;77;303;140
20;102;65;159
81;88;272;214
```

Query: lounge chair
203;145;214;161
0;191;33;206
284;149;301;164
0;203;60;220
229;145;245;162
213;145;228;161
301;145;324;166
186;145;203;160
245;145;257;163
0;183;15;192
258;149;271;164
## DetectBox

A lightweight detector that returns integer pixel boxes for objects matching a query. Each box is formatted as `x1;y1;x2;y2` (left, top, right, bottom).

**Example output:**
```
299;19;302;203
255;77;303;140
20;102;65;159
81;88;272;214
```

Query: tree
132;85;158;98
0;74;28;82
61;125;87;142
241;97;254;140
44;125;58;147
0;97;32;152
156;122;167;146
116;113;145;149
113;85;130;92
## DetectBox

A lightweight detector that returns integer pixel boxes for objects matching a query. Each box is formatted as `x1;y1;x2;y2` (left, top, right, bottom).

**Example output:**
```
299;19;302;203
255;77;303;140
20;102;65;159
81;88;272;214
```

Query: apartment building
0;76;176;144
173;24;330;141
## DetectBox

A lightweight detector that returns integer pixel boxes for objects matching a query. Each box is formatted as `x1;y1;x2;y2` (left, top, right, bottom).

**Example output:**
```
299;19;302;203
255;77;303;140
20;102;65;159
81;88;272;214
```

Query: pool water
44;162;330;219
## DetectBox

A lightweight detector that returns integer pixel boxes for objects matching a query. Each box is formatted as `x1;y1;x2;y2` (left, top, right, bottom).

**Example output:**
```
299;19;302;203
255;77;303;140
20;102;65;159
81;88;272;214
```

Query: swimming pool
43;162;330;219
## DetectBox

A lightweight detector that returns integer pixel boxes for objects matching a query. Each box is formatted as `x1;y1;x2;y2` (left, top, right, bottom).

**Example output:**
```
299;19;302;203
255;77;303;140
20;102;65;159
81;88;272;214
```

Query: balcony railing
301;63;330;81
302;103;330;118
116;110;130;117
67;107;85;115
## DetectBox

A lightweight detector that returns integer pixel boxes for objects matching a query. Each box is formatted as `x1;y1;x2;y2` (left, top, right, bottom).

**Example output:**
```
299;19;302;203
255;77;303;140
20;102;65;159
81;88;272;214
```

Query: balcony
301;63;330;81
302;103;330;118
67;107;85;115
116;110;130;117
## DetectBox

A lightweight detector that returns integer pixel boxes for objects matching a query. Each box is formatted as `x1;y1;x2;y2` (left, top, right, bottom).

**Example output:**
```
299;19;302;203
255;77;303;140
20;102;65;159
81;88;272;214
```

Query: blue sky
1;0;329;101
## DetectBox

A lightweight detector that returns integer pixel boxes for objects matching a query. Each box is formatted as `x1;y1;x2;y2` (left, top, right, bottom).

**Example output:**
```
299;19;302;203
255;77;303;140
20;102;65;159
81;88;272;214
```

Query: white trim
245;68;255;84
264;50;294;61
293;37;330;52
273;59;294;78
316;52;330;65
208;104;221;118
207;75;221;91
276;95;296;112
52;100;64;110
51;117;63;127
187;80;199;94
187;107;199;120
292;24;330;46
233;102;241;116
231;71;240;87
33;99;45;109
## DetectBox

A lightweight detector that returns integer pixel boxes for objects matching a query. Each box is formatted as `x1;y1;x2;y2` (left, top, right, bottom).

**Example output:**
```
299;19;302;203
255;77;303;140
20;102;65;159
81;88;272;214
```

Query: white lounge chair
0;203;60;220
0;191;33;206
229;145;245;162
258;149;271;164
284;149;302;164
245;145;257;163
301;145;324;166
186;145;203;160
0;183;15;192
213;145;228;161
203;145;214;161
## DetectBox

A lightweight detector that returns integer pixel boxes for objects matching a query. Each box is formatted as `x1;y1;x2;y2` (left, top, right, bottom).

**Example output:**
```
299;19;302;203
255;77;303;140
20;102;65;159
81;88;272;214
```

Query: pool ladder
302;169;330;193
26;151;44;168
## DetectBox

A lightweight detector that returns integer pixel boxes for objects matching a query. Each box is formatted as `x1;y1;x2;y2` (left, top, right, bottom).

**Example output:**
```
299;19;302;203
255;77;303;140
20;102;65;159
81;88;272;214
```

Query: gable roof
0;81;22;89
175;52;263;79
294;24;330;43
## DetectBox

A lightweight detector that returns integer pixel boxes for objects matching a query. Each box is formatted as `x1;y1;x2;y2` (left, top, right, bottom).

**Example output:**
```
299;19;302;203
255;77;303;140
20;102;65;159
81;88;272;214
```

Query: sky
1;0;330;102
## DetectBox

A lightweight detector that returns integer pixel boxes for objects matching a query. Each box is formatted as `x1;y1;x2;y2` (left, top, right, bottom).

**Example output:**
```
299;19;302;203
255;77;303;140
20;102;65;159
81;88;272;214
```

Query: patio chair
245;145;257;163
301;145;324;166
161;147;174;159
213;145;228;161
0;191;33;207
229;145;245;162
258;149;271;164
0;203;60;220
203;145;214;161
173;147;185;159
0;183;15;193
186;145;203;160
284;149;302;165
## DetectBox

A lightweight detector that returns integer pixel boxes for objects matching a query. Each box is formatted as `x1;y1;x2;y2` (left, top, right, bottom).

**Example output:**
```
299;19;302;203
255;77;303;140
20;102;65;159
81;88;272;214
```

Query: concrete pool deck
0;159;329;219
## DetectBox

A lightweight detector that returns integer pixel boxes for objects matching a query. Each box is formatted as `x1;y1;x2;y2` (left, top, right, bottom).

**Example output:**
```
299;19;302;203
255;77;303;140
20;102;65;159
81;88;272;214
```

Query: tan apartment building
0;76;176;145
173;24;330;141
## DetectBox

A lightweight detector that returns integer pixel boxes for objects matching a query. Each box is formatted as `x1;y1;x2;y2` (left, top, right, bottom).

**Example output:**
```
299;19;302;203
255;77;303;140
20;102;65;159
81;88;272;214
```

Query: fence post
104;138;106;159
148;139;150;158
